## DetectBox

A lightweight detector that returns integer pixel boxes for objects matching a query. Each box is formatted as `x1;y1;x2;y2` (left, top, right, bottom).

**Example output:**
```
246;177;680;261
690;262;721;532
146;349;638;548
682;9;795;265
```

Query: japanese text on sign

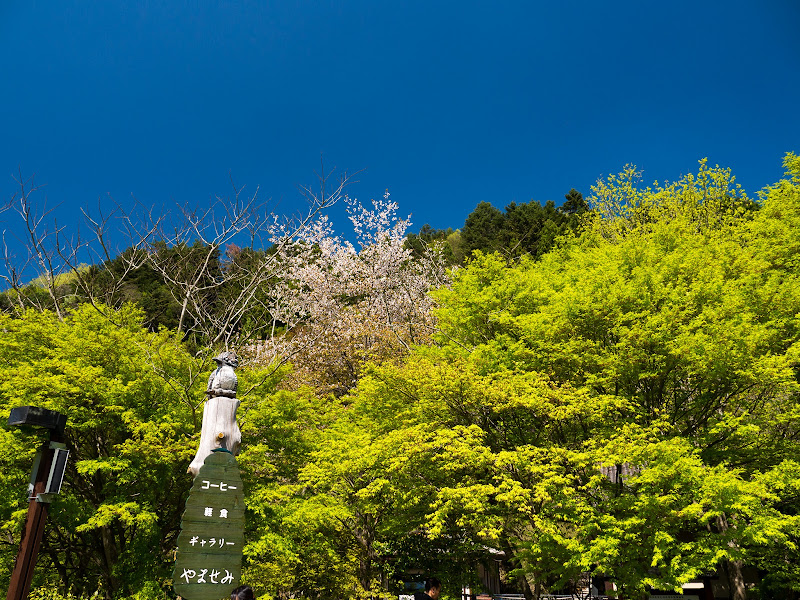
201;480;237;491
189;537;235;548
180;568;235;584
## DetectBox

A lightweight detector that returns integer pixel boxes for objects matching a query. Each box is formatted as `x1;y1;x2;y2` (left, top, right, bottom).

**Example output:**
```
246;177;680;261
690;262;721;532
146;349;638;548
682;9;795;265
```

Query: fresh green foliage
0;304;202;598
237;385;359;598
3;156;800;600
337;156;800;599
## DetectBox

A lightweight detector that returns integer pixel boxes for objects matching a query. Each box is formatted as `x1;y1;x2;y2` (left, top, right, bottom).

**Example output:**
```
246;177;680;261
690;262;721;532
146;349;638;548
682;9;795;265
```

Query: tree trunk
188;396;241;476
357;555;373;596
177;293;190;334
100;525;119;599
716;514;747;600
725;559;747;600
354;522;377;598
500;538;535;600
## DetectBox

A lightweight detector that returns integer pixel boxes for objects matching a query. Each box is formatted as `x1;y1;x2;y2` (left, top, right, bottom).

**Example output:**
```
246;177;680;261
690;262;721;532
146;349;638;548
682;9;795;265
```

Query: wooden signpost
174;351;245;599
189;351;241;477
173;450;245;600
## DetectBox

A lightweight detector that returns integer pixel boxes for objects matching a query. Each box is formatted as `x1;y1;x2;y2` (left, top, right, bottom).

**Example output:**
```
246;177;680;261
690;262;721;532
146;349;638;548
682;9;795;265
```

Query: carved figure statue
188;352;242;477
206;351;238;398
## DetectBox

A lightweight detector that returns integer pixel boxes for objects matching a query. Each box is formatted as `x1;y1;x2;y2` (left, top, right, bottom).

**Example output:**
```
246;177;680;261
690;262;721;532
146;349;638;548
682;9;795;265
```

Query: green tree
460;196;584;261
461;202;506;256
237;385;363;599
344;156;800;599
0;304;202;598
406;225;465;265
560;188;589;216
79;248;183;332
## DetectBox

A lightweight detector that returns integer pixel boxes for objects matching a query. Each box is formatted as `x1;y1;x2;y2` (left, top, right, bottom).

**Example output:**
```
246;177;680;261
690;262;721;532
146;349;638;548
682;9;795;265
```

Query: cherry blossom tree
265;191;450;395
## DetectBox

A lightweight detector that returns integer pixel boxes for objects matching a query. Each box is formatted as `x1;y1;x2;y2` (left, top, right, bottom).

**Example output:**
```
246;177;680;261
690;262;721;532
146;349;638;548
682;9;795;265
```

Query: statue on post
188;351;241;476
175;351;245;598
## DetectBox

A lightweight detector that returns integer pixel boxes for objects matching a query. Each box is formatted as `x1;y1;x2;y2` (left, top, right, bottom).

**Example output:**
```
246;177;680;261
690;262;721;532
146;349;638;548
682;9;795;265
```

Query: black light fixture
6;405;70;600
8;406;69;503
8;406;67;432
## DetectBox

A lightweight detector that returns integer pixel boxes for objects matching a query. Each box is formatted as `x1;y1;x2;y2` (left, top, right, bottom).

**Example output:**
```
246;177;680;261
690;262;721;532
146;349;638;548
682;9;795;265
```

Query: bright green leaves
3;155;798;599
343;156;800;596
0;303;201;597
590;159;755;243
75;502;158;534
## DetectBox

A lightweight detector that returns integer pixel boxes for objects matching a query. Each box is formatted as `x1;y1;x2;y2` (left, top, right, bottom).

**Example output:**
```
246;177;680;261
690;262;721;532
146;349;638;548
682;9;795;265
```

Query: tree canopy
2;156;799;600
0;304;200;597
320;156;800;599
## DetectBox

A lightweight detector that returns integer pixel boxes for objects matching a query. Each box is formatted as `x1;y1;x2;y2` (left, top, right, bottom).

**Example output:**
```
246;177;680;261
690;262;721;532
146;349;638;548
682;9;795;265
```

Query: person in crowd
415;577;442;600
231;585;255;600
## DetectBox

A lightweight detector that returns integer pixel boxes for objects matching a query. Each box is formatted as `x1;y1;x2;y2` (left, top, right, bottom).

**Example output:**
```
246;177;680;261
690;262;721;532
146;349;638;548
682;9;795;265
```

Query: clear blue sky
2;0;798;244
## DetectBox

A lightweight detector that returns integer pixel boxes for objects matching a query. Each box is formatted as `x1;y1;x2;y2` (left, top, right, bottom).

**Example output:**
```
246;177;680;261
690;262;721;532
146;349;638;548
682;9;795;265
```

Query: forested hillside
1;156;799;600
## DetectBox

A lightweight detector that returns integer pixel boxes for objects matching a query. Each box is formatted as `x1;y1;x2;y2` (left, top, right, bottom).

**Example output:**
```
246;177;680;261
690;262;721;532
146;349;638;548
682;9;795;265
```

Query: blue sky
2;1;798;249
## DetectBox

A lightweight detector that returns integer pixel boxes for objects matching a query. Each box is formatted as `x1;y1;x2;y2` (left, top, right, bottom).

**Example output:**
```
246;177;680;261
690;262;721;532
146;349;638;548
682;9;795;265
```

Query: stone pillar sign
173;451;245;600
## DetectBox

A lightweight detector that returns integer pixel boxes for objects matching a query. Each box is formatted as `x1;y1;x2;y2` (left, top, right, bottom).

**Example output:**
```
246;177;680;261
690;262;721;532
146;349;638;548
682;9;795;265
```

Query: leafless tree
126;167;357;352
1;170;73;319
56;198;158;317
